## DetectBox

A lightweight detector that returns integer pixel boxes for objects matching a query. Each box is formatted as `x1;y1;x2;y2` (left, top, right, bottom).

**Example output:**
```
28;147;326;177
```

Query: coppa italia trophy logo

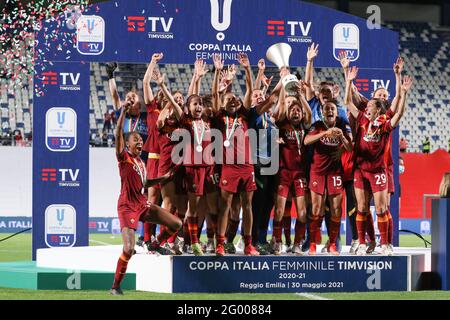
210;0;232;41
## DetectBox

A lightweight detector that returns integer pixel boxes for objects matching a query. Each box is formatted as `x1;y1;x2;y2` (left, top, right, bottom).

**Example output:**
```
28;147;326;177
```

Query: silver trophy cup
266;43;298;94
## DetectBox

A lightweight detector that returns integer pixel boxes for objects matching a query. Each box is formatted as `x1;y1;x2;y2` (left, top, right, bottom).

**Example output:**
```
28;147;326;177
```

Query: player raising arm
110;103;182;296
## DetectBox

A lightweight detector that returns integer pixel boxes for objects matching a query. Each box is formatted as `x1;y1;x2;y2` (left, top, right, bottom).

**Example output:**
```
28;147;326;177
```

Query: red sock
309;216;320;244
112;251;131;289
387;210;393;244
294;219;306;245
143;222;153;242
183;220;191;246
328;216;341;244
366;213;376;242
244;235;252;247
188;216;199;244
157;225;177;244
377;211;389;245
356;211;367;244
226;219;240;243
216;234;225;246
273;219;282;243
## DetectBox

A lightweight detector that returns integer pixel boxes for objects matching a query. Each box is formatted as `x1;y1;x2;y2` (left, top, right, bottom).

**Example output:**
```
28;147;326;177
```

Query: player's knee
275;207;284;219
298;211;307;223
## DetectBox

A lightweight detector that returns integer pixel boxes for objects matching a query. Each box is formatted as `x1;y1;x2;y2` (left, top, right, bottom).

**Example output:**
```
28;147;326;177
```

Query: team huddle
109;43;413;295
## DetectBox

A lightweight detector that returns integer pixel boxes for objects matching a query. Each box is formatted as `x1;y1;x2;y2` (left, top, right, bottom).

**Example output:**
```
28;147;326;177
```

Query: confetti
1;0;89;94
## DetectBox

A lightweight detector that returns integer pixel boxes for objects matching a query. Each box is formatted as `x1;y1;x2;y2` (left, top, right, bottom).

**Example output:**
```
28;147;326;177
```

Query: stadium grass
0;233;439;300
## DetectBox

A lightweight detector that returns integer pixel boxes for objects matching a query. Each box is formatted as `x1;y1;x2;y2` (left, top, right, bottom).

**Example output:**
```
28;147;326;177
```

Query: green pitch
1;233;448;300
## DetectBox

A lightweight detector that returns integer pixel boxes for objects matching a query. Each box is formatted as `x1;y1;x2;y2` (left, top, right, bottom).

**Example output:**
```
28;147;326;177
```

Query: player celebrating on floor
304;101;352;255
111;103;182;296
345;66;411;256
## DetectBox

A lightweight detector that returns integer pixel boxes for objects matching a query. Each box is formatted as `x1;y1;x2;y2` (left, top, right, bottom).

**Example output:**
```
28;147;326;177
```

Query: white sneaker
206;238;215;253
349;239;360;254
321;240;330;253
380;244;394;256
388;244;394;255
285;244;293;253
293;243;304;255
366;241;377;254
273;242;282;255
356;244;367;256
172;236;184;255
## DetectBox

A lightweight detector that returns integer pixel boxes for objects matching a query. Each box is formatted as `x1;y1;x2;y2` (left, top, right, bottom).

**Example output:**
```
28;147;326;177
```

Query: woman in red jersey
345;66;411;256
110;103;182;296
273;81;312;256
155;70;220;256
304;101;352;255
211;53;273;256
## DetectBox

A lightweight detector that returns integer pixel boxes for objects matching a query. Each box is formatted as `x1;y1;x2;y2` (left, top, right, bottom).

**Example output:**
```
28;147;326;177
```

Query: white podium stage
36;245;430;293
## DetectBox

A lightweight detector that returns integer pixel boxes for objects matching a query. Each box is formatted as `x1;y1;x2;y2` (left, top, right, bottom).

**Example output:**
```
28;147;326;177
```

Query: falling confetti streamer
1;0;90;94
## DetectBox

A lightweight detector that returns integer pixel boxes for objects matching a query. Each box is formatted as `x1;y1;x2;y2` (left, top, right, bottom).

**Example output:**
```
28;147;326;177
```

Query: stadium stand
0;22;448;151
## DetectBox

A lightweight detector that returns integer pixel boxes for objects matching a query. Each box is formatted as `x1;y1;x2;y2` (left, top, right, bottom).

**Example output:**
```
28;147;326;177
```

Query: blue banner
32;61;90;260
35;0;398;68
173;256;408;293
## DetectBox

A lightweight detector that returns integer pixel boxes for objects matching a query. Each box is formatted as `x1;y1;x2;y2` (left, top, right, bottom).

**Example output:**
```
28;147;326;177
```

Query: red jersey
355;111;393;172
143;100;160;154
158;116;183;170
309;120;347;175
211;108;253;171
276;118;307;172
117;150;147;209
356;100;395;167
181;115;214;167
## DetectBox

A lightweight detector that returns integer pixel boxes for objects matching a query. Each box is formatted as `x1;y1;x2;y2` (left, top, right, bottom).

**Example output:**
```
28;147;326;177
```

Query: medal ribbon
193;119;206;147
225;116;238;143
132;156;147;193
128;114;140;132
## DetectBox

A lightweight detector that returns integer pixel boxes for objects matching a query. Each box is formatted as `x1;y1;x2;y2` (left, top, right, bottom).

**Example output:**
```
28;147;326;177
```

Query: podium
34;245;427;293
431;198;450;290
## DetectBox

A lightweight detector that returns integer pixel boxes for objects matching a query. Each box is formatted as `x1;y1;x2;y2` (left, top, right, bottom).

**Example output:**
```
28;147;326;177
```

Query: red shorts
277;169;308;198
354;168;388;193
185;166;218;195
309;171;344;196
118;201;151;230
387;164;395;194
219;166;257;193
146;157;160;190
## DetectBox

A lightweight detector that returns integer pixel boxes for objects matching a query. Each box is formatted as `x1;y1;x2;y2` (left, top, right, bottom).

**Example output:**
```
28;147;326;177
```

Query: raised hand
105;61;118;79
338;50;350;69
258;58;265;71
151;52;163;64
262;74;273;89
213;53;224;71
307;43;319;61
296;80;308;97
280;66;290;79
347;66;358;81
393;56;404;75
226;64;237;81
401;75;413;92
195;59;209;77
237;52;250;68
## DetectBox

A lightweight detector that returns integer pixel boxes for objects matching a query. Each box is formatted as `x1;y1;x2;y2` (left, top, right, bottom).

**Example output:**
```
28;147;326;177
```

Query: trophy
266;43;299;94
